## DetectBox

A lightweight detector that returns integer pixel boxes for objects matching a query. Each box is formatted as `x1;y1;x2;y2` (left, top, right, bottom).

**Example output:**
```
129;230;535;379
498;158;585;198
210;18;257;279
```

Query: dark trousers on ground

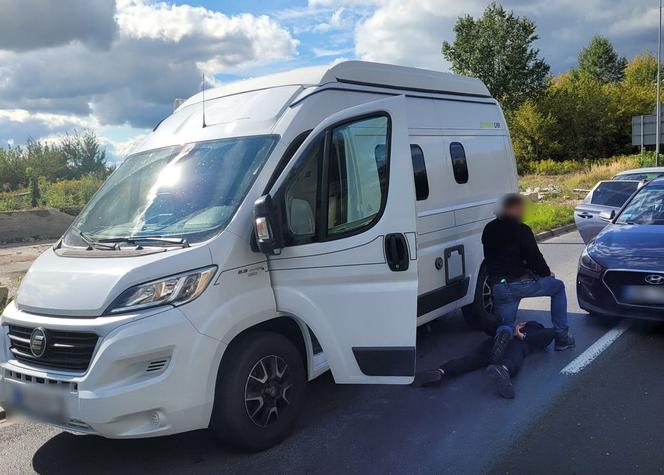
441;338;528;376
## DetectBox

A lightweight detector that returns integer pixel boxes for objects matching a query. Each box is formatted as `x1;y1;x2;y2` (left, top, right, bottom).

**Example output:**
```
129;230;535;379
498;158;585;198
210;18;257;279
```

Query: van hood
15;245;213;317
589;224;664;269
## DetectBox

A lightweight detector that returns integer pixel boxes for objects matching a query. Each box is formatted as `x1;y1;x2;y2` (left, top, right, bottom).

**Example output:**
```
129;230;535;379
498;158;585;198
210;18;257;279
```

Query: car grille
7;325;99;372
604;271;664;307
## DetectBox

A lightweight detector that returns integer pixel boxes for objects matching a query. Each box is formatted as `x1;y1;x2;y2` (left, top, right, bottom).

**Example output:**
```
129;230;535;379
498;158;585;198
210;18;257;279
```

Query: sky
0;0;660;162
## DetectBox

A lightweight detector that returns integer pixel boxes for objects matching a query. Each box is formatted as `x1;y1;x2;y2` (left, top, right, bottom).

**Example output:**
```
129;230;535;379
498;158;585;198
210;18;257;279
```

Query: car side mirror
253;194;284;255
599;210;615;222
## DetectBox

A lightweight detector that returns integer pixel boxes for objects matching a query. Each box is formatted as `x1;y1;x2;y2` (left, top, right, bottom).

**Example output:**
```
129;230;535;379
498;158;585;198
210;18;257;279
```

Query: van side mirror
599;210;615;222
253;194;284;255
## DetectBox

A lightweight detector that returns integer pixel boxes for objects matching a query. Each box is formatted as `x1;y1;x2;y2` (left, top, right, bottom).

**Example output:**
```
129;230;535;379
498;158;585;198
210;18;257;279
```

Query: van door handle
384;233;409;272
577;212;593;219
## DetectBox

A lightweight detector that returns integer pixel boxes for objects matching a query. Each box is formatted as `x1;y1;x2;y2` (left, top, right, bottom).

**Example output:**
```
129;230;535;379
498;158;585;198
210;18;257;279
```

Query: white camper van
0;61;517;450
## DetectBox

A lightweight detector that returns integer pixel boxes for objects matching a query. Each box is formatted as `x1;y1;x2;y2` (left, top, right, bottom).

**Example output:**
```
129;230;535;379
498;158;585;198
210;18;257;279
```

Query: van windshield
65;135;277;247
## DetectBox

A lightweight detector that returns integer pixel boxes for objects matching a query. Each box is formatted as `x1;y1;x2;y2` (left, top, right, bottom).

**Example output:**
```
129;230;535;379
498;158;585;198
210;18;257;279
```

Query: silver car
575;180;642;243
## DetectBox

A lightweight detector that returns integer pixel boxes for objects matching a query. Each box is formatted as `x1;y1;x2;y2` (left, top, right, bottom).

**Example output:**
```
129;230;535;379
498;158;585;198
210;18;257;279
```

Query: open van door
575;180;642;243
263;96;418;384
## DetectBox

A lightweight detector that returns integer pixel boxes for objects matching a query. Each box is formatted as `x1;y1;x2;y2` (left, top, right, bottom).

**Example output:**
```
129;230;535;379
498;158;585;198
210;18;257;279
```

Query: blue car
577;178;664;320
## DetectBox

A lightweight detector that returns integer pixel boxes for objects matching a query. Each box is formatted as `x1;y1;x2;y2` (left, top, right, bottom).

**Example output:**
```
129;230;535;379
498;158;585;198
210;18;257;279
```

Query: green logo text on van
480;121;501;129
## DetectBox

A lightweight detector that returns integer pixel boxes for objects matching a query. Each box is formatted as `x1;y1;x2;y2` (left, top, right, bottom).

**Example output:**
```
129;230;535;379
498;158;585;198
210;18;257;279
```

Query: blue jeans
493;276;569;337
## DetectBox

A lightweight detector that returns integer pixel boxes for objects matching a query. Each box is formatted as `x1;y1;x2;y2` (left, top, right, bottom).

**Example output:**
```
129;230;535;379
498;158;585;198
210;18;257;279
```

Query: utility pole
657;0;662;166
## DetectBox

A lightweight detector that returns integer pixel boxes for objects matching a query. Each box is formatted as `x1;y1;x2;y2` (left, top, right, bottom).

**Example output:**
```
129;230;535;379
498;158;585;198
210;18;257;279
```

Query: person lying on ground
412;321;554;399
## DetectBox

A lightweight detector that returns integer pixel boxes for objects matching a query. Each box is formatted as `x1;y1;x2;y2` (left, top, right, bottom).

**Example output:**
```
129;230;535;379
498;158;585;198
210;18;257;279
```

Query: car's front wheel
462;265;499;335
211;331;306;451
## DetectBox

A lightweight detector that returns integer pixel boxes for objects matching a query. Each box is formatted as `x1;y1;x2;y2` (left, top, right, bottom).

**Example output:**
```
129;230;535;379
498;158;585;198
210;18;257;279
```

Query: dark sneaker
412;369;445;387
489;330;512;365
555;332;576;351
487;364;515;399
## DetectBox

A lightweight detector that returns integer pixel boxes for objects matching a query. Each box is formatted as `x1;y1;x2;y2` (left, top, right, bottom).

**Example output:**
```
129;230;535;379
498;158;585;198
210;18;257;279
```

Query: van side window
449;142;469;184
327;116;389;236
410;144;429;200
265;130;311;192
282;135;323;245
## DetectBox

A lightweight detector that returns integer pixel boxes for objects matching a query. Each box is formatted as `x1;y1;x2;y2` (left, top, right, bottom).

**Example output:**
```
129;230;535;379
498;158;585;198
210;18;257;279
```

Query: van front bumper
0;303;225;438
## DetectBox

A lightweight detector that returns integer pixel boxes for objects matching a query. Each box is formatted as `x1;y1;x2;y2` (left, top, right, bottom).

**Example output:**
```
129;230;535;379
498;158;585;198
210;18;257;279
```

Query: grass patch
524;202;574;235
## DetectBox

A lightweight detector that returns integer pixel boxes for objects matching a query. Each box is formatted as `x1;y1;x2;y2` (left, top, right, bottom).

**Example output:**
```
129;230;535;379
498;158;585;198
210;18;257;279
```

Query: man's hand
515;322;526;340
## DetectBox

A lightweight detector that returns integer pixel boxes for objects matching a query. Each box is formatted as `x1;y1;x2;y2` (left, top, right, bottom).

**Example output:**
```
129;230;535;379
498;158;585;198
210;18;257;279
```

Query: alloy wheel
244;355;292;427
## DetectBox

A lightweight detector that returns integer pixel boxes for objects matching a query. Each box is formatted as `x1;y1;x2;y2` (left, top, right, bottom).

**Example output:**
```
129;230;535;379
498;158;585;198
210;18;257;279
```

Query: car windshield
615;186;664;225
614;172;664;182
65;135;277;246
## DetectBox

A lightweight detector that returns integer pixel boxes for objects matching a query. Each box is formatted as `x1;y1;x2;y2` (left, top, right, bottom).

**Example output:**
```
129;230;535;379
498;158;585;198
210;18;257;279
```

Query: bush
42;175;104;210
524;202;574;234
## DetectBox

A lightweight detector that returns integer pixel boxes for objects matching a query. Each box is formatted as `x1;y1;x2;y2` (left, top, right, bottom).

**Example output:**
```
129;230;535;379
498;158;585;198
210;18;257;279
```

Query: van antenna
202;73;207;128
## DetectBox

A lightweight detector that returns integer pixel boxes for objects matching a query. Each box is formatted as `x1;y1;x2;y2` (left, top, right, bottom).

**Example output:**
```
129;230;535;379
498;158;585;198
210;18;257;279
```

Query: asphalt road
1;230;661;474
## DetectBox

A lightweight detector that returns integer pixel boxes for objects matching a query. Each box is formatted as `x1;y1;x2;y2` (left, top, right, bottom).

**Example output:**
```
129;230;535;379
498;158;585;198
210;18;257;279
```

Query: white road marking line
560;320;632;375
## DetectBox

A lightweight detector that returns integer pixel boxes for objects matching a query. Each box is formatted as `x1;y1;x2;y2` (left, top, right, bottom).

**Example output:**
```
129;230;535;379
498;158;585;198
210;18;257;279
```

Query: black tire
462;265;500;335
210;331;306;451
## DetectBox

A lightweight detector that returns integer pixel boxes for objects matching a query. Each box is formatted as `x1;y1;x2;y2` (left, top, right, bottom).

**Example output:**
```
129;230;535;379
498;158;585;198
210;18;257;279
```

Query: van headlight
579;249;603;273
107;266;217;314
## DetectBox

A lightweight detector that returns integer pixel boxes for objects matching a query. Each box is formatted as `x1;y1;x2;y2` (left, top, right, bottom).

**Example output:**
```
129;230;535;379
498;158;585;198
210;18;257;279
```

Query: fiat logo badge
29;327;47;358
645;274;664;285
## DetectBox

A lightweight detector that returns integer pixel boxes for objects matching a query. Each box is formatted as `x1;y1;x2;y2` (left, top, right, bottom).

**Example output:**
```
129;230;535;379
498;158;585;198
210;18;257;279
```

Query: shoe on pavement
555;332;576;351
490;330;512;365
487;364;515;399
412;369;445;387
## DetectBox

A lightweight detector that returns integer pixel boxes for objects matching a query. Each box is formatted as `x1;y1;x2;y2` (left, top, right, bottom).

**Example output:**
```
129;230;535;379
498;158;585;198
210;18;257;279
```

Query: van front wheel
462;266;499;335
211;332;306;451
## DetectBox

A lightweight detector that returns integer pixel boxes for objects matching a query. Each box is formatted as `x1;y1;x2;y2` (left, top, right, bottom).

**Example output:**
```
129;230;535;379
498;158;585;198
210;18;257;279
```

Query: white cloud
312;47;355;57
317;0;659;73
0;0;299;146
0;0;117;51
313;7;354;32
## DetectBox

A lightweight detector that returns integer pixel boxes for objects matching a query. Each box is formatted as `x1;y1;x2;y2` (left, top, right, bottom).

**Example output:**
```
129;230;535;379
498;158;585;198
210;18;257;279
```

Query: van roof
178;60;492;110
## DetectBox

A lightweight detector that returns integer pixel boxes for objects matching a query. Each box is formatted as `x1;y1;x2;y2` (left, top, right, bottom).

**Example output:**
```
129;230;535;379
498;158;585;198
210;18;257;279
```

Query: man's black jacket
482;216;550;282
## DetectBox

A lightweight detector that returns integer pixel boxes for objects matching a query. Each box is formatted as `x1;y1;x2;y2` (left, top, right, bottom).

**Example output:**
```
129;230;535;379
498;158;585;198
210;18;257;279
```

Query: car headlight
579;248;603;273
107;266;217;314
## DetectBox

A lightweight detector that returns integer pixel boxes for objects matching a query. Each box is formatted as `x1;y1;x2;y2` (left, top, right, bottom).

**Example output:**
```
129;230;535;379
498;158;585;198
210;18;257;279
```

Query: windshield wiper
96;235;190;248
78;231;118;250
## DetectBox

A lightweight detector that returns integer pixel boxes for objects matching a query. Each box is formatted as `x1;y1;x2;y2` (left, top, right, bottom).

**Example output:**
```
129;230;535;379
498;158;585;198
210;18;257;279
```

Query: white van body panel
0;61;517;439
16;245;213;317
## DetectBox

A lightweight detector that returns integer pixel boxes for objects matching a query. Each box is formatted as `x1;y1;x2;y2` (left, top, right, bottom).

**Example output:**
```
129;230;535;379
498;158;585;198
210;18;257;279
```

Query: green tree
25;167;41;208
508;100;562;163
442;2;550;110
577;36;627;83
60;130;108;177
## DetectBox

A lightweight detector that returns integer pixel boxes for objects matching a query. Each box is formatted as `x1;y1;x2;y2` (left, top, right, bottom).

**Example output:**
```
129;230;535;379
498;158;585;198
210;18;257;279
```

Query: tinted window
410;144;429;200
450;142;469;184
590;181;640;207
283;136;323;244
327;116;389;236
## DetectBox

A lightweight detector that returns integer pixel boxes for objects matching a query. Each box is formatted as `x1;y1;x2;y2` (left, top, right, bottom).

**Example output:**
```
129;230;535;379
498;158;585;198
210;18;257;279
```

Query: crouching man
413;322;554;398
483;193;575;363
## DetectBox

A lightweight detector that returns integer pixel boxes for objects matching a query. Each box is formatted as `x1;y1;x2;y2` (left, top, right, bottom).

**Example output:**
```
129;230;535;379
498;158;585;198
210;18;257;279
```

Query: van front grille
7;325;98;372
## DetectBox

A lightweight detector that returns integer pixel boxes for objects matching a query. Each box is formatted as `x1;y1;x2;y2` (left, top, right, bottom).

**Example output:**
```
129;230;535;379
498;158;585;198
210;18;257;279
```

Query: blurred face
502;201;525;221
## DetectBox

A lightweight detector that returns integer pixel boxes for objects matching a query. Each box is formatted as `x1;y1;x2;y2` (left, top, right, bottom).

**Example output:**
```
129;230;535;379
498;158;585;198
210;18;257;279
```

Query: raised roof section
178;61;492;109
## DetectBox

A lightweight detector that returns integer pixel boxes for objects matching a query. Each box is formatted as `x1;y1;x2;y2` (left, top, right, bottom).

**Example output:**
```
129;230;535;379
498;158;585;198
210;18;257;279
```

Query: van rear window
449;142;469;184
410;145;429;201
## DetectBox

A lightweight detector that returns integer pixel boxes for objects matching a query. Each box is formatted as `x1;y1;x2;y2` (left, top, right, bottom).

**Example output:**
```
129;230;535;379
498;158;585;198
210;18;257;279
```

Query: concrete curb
535;223;577;242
